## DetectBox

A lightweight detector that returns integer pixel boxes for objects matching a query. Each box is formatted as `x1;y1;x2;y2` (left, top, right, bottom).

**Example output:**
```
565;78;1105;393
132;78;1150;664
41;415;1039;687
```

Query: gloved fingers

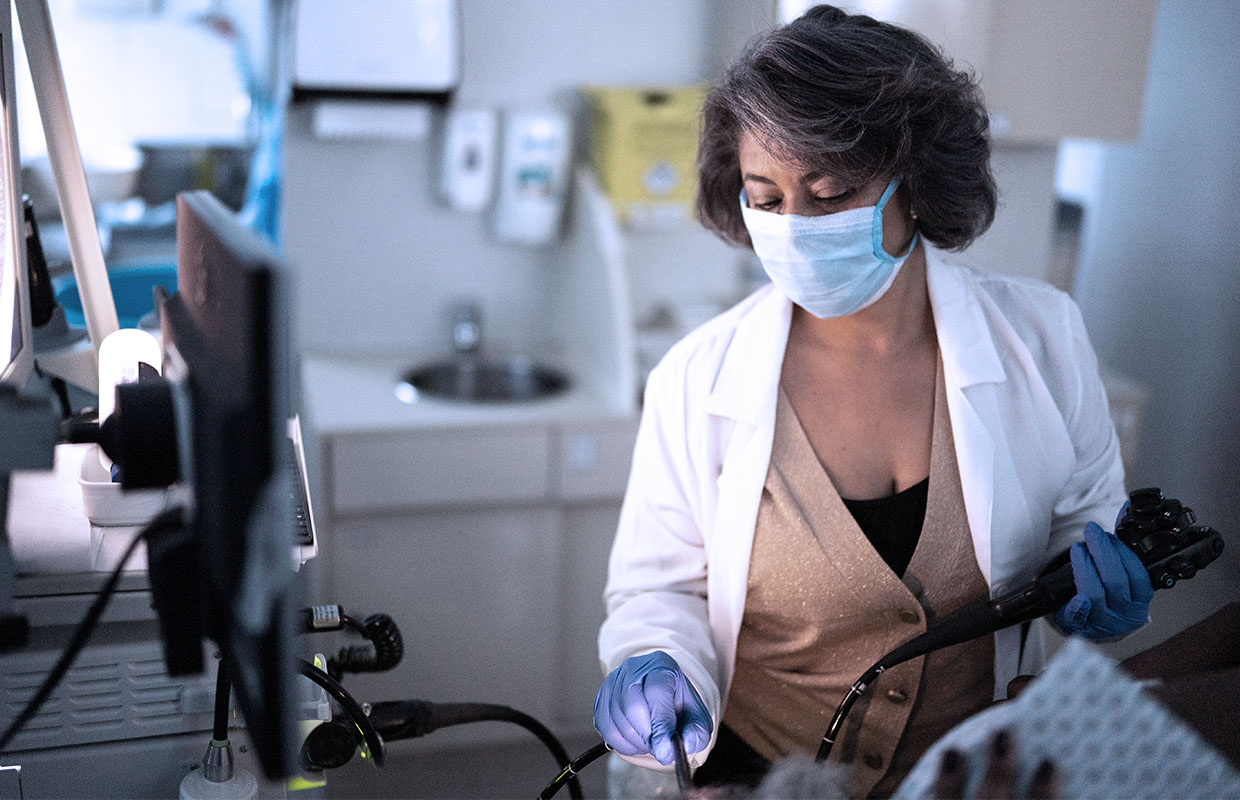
1054;592;1093;633
1068;539;1106;603
1115;536;1155;603
1083;522;1133;604
643;668;681;765
609;677;655;756
593;667;650;756
675;676;713;754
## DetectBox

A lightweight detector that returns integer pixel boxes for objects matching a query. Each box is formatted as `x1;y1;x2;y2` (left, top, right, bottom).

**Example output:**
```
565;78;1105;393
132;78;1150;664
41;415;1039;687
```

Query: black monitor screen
156;190;295;778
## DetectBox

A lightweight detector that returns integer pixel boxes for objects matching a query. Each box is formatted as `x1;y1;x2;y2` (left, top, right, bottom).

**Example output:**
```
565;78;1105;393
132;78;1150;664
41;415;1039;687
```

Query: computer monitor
0;8;31;390
149;189;296;778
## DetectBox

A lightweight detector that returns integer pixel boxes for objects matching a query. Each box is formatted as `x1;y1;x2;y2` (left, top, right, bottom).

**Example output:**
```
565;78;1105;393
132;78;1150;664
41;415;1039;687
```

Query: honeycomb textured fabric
892;637;1240;800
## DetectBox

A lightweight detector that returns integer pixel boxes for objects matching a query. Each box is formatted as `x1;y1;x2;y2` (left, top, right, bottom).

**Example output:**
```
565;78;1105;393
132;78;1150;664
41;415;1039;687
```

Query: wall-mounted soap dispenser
439;108;498;212
492;109;572;246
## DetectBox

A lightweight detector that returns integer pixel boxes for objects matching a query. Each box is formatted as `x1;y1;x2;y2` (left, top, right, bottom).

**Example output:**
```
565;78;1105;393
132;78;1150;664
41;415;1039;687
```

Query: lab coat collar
925;248;1007;388
704;285;791;427
704;250;1006;427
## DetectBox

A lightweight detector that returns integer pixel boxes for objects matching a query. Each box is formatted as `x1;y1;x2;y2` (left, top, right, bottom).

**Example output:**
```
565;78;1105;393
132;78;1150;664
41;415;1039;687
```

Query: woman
593;6;1153;799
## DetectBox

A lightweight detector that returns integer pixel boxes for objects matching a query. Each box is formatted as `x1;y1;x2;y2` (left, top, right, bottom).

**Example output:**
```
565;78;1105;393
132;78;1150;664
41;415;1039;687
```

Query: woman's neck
790;244;934;356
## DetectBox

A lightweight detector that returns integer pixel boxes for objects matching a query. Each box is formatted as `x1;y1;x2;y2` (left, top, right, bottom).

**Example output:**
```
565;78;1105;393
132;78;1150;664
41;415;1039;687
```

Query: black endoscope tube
538;741;611;800
671;729;692;793
539;731;692;800
816;560;1079;762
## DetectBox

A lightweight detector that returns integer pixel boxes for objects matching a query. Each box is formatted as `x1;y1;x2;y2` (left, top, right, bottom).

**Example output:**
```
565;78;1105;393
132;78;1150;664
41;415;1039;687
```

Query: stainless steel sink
399;356;570;403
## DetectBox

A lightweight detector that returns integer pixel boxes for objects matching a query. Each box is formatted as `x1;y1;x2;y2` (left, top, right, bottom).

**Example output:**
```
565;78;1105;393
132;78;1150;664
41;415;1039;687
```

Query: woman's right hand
593;651;713;765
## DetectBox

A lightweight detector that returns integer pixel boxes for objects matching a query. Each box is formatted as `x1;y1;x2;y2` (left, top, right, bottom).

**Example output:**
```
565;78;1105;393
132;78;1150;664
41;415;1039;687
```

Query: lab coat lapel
927;251;1006;587
704;287;790;673
704;286;790;427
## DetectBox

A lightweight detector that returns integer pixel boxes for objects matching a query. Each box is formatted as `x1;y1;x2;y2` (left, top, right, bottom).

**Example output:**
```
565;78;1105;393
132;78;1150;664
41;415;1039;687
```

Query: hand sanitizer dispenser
492;110;572;246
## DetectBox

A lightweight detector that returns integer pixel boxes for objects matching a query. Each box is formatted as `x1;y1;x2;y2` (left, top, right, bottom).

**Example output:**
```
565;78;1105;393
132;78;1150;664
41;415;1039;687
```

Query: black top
841;477;929;577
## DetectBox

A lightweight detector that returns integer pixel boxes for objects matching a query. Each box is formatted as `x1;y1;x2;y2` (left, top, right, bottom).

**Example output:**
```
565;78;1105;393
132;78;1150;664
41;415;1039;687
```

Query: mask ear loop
871;177;919;263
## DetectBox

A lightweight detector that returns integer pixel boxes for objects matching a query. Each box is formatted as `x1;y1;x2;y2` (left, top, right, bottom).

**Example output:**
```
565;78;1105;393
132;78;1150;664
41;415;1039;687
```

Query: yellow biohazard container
584;85;707;228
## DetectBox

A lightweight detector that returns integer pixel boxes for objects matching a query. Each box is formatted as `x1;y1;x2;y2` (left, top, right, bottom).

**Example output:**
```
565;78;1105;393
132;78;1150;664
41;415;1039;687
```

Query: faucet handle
449;302;482;354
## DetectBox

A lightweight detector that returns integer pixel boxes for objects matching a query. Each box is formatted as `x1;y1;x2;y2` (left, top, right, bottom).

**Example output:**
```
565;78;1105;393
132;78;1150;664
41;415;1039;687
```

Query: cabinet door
328;426;552;513
844;0;1156;142
324;507;563;745
555;502;623;732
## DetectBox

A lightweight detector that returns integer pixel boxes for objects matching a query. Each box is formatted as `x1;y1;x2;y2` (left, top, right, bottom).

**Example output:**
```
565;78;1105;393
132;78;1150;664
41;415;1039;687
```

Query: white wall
283;0;766;358
1072;0;1240;627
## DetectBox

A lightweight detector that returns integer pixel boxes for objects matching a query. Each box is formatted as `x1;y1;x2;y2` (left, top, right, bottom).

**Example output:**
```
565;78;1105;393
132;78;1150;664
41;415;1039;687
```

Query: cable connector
299;605;346;633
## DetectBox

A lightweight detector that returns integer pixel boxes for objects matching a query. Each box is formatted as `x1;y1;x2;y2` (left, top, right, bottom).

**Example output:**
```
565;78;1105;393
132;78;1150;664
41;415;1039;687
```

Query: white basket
78;444;177;526
78;444;180;571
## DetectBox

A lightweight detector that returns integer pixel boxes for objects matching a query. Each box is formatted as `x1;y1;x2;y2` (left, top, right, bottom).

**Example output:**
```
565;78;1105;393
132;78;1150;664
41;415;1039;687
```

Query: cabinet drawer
555;417;640;501
329;426;551;512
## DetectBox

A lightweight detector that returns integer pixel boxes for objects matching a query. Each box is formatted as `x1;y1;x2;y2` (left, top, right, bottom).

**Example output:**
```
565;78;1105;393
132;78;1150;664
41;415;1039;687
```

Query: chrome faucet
450;301;482;356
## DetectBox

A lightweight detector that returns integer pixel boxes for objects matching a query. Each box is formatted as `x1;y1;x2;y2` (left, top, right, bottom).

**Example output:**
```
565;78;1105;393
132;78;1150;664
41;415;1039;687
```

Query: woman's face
737;131;916;257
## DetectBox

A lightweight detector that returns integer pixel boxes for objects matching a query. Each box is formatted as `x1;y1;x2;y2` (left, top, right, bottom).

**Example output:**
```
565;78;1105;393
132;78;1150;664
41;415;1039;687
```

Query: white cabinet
801;0;1157;143
307;403;639;746
329;426;553;512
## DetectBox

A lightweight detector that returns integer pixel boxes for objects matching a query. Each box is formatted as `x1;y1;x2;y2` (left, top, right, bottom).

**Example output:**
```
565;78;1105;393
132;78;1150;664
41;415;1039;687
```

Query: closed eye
814;188;857;206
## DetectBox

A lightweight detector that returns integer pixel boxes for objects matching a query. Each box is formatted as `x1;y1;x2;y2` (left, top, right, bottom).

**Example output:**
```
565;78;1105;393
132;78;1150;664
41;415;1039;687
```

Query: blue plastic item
54;262;177;329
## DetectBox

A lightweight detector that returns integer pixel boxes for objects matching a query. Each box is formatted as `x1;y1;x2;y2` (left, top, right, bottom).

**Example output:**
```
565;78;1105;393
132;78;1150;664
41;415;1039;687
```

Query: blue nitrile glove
1054;520;1154;639
593;651;713;765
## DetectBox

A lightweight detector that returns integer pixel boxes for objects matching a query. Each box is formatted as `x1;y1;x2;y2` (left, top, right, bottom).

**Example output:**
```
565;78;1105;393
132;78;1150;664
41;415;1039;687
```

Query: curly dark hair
697;4;996;252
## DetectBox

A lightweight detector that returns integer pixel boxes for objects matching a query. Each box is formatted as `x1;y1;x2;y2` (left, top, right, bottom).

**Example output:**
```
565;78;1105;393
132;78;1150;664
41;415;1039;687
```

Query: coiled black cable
328;613;403;680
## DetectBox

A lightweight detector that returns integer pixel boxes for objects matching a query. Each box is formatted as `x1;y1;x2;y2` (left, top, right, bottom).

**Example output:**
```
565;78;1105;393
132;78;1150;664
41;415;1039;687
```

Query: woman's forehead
738;132;848;186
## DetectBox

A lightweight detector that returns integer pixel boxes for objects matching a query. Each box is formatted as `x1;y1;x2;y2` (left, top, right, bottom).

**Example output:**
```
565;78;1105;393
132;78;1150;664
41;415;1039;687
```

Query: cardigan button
863;753;884;770
899;609;920;624
886;689;909;704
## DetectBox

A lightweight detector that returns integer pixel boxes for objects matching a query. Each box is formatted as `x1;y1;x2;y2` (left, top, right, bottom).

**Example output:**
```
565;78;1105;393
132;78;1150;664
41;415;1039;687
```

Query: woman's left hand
1053;521;1153;640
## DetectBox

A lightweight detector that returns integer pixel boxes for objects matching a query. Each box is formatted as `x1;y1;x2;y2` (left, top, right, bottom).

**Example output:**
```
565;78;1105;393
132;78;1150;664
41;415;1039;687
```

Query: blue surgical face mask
740;177;919;319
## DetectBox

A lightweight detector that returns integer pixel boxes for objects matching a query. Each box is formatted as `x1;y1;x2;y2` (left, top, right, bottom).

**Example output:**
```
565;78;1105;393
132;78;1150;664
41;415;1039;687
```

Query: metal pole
14;0;117;392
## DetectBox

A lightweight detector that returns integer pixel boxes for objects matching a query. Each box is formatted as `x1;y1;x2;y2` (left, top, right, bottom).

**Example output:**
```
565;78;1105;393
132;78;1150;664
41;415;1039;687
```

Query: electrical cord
328;613;403;680
294;605;404;680
297;658;386;767
0;506;185;754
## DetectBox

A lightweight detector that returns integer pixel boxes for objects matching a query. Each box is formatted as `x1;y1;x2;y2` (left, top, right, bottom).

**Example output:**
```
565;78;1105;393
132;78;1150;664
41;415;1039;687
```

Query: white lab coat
599;248;1127;766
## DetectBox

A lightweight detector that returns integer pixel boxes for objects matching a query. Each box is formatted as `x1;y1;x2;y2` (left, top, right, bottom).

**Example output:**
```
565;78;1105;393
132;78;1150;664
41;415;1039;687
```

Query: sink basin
399;357;570;403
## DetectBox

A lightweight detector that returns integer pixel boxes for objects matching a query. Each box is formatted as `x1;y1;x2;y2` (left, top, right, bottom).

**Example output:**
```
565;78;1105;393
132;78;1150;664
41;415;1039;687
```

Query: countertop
300;350;639;435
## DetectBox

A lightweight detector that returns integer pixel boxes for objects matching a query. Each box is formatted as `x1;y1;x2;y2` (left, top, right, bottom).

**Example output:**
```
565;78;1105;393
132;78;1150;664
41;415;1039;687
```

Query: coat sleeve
597;349;724;761
1045;294;1129;559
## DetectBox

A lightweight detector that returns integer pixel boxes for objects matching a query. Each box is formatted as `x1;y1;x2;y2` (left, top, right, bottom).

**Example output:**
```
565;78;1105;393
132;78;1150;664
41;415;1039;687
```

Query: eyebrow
742;171;836;188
